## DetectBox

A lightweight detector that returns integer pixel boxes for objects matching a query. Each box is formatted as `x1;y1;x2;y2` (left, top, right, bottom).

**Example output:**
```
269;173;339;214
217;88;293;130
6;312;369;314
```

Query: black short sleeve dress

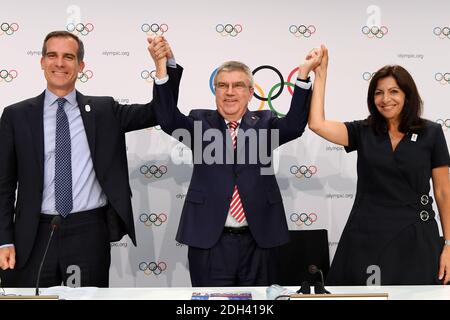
326;119;450;285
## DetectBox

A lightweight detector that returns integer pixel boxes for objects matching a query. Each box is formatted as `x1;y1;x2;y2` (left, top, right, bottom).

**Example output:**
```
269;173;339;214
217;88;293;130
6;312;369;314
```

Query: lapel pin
85;104;91;112
411;133;418;142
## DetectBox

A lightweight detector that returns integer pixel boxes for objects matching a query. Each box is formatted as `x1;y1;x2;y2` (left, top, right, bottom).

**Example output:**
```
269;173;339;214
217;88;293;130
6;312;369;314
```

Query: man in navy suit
0;31;179;287
150;40;322;286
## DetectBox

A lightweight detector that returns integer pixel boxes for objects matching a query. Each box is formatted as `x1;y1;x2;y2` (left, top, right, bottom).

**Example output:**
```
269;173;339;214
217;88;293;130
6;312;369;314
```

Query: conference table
2;285;450;300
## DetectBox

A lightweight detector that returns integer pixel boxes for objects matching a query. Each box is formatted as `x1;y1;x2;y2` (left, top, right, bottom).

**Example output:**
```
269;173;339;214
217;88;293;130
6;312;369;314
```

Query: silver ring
420;210;429;221
420;195;429;205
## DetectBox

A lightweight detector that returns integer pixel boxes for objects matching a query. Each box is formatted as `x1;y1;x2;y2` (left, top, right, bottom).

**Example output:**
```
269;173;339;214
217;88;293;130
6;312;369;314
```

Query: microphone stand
308;264;331;294
0;216;60;300
35;216;61;296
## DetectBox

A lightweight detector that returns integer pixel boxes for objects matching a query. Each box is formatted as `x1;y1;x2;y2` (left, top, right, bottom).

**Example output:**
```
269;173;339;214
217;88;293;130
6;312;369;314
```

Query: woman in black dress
308;46;450;285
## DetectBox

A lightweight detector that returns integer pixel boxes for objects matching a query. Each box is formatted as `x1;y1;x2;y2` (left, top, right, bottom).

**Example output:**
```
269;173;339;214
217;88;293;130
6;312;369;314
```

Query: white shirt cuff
167;57;177;68
295;79;312;90
154;75;169;85
154;59;177;85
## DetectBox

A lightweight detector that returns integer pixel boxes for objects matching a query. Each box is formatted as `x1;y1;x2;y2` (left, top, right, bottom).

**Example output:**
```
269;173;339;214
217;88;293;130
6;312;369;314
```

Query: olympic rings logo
289;212;317;227
362;25;388;39
209;65;300;117
140;164;168;178
436;119;450;131
141;23;168;36
0;69;18;83
362;72;375;81
290;165;317;179
141;69;156;84
215;24;243;37
139;213;167;227
78;70;93;83
66;23;94;36
139;261;167;275
435;73;450;85
290;212;318;226
433;27;450;39
289;24;316;38
0;22;19;36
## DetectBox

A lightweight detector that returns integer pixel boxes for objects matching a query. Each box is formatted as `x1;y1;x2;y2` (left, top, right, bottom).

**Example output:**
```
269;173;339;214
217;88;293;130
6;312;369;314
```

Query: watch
445;240;450;246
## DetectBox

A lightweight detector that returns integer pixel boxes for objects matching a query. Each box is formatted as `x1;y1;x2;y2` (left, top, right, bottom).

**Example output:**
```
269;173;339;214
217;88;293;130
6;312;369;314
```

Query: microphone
308;264;331;294
296;280;311;294
35;216;61;296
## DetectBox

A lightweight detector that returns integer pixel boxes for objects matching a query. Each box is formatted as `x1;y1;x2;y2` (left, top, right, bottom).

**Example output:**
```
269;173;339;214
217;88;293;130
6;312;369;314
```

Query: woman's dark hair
367;65;424;134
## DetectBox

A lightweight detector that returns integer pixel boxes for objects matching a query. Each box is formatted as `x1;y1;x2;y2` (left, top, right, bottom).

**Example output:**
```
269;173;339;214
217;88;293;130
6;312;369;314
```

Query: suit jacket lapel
76;91;96;159
26;92;45;182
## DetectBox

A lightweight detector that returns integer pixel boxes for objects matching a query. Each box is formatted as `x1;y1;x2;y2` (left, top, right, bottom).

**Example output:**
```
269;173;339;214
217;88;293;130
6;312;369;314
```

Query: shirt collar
44;89;77;110
224;118;242;126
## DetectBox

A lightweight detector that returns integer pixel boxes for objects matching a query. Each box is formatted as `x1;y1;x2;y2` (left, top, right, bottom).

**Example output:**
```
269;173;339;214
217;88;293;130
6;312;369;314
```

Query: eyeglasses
215;81;249;91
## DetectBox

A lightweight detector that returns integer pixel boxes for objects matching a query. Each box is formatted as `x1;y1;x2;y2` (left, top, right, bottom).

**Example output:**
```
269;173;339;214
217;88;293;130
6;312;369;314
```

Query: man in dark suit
0;31;179;287
150;40;322;286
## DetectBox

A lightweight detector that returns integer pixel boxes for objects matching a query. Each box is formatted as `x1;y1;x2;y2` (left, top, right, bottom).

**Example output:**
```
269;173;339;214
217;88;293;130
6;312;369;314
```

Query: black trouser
188;227;280;287
1;207;110;288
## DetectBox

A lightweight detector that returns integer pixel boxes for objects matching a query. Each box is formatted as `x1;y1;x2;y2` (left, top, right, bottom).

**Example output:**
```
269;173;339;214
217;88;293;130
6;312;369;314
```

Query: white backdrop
1;0;449;287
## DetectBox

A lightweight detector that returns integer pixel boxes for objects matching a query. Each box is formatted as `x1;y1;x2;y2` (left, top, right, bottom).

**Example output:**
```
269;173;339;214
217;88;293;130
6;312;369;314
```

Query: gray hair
214;61;254;87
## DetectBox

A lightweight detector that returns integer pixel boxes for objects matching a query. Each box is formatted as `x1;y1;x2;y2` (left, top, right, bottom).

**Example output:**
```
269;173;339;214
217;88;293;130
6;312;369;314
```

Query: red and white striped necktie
228;121;246;223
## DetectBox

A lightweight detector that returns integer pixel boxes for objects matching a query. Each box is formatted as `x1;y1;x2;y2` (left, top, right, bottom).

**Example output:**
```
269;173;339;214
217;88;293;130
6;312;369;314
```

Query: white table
2;285;450;300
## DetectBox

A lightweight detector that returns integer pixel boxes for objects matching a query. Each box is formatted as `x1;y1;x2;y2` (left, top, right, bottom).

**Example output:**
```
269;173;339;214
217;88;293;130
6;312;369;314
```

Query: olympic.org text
111;242;128;248
169;121;280;175
27;50;130;57
328;241;339;247
102;51;130;57
325;193;354;200
397;53;424;59
115;98;130;104
326;145;344;151
27;50;42;56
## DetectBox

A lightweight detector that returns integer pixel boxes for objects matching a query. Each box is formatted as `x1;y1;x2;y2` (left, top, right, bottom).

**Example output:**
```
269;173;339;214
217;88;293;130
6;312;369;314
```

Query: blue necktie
54;98;73;217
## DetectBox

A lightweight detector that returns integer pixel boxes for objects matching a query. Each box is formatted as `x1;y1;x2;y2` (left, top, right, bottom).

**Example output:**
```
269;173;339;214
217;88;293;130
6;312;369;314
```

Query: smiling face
373;76;406;123
40;36;85;97
215;70;254;122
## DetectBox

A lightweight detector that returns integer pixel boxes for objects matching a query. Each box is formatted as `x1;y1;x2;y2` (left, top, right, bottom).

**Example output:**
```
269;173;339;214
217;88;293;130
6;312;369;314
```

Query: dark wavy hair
42;30;84;62
367;65;424;134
